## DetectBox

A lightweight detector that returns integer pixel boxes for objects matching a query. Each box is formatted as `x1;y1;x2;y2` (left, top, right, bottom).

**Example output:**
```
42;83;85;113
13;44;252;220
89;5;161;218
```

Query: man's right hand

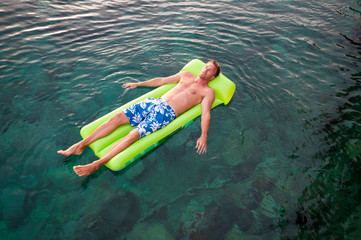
122;82;139;89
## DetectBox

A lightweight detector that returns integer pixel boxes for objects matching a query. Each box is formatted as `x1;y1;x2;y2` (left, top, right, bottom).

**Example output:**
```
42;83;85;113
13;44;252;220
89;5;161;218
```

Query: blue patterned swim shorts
122;98;177;138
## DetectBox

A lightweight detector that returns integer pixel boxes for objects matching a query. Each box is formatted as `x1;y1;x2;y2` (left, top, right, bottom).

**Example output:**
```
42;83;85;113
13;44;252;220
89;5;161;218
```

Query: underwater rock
251;174;275;192
28;205;50;223
344;204;361;240
222;128;262;167
147;205;169;223
19;175;39;190
225;225;245;240
171;126;192;147
62;220;78;239
124;161;145;181
258;194;281;219
165;127;191;157
50;190;85;225
0;220;16;239
75;192;140;239
46;167;82;192
0;165;18;188
251;157;280;192
225;182;256;210
247;193;285;236
225;225;268;240
231;160;259;184
346;139;361;159
127;222;175;240
179;203;228;240
222;183;257;232
143;144;168;172
222;202;255;233
16;205;52;240
1;185;28;229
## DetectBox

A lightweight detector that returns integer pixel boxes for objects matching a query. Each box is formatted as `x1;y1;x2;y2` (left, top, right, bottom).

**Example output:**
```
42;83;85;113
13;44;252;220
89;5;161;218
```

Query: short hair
208;60;221;78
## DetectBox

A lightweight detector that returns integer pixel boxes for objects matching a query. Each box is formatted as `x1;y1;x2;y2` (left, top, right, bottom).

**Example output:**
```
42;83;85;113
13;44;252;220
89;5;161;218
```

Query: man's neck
195;76;209;85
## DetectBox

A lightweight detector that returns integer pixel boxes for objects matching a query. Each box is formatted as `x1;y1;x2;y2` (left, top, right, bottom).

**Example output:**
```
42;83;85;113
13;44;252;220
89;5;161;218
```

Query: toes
58;150;69;156
73;166;83;176
73;166;89;177
57;144;82;156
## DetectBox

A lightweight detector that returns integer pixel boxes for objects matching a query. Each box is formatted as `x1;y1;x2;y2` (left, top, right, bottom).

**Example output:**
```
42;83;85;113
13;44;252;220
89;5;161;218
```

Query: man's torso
161;71;212;116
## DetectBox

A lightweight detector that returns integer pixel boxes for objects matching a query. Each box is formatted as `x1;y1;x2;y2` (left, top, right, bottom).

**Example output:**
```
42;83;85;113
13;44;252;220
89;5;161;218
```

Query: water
1;0;360;239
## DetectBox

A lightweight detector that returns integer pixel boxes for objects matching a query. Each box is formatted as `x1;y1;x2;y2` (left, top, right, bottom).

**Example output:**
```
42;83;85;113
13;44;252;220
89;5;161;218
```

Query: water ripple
0;0;360;238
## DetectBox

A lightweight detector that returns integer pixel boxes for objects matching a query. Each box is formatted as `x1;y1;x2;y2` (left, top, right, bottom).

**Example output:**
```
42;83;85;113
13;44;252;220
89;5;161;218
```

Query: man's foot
57;143;85;156
73;162;100;177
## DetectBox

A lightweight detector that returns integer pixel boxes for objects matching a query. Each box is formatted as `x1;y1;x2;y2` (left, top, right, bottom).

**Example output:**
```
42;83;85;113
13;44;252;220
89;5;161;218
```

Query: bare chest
177;81;204;97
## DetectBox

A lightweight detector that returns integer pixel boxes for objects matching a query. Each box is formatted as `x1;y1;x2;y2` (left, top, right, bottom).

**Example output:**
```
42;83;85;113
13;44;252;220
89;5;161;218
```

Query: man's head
199;60;221;81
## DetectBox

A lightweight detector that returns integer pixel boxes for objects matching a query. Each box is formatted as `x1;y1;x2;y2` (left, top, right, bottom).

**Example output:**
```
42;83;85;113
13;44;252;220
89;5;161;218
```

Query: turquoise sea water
1;0;361;239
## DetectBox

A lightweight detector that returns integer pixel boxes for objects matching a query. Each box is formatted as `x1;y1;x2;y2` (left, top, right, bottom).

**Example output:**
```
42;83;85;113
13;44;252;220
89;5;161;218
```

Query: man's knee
128;129;140;141
111;112;128;125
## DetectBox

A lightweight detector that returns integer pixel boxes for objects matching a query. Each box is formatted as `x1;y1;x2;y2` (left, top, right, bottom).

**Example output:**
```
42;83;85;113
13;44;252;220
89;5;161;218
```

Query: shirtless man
58;60;221;177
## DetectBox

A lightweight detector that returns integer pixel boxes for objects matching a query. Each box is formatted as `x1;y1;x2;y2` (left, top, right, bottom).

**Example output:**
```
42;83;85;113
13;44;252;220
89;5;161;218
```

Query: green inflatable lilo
80;59;236;171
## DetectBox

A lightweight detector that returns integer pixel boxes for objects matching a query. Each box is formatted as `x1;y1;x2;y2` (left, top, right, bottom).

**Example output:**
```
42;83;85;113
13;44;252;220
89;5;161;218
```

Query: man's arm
122;72;182;89
195;89;215;154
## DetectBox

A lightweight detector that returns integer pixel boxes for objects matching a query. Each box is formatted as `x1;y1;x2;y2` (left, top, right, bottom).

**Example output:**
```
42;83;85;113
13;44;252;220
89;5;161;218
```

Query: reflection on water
296;88;361;239
294;19;361;239
0;0;360;239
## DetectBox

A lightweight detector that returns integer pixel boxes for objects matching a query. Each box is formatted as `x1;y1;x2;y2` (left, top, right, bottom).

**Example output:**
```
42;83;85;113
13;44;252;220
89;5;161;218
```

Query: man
58;60;221;177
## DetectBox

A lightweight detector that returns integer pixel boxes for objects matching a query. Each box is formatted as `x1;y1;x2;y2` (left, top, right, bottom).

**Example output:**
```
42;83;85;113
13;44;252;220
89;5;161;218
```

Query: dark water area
0;0;360;239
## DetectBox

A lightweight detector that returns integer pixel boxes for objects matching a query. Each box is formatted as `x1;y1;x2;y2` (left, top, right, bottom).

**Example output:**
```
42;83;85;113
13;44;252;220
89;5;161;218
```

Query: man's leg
57;112;130;156
73;129;140;176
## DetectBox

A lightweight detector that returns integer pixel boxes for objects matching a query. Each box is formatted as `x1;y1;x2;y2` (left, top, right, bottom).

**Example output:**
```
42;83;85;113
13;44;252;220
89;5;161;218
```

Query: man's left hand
195;135;207;154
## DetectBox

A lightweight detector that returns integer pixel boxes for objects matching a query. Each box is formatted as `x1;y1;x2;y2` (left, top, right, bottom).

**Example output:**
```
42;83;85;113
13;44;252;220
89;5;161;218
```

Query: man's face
199;62;217;81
